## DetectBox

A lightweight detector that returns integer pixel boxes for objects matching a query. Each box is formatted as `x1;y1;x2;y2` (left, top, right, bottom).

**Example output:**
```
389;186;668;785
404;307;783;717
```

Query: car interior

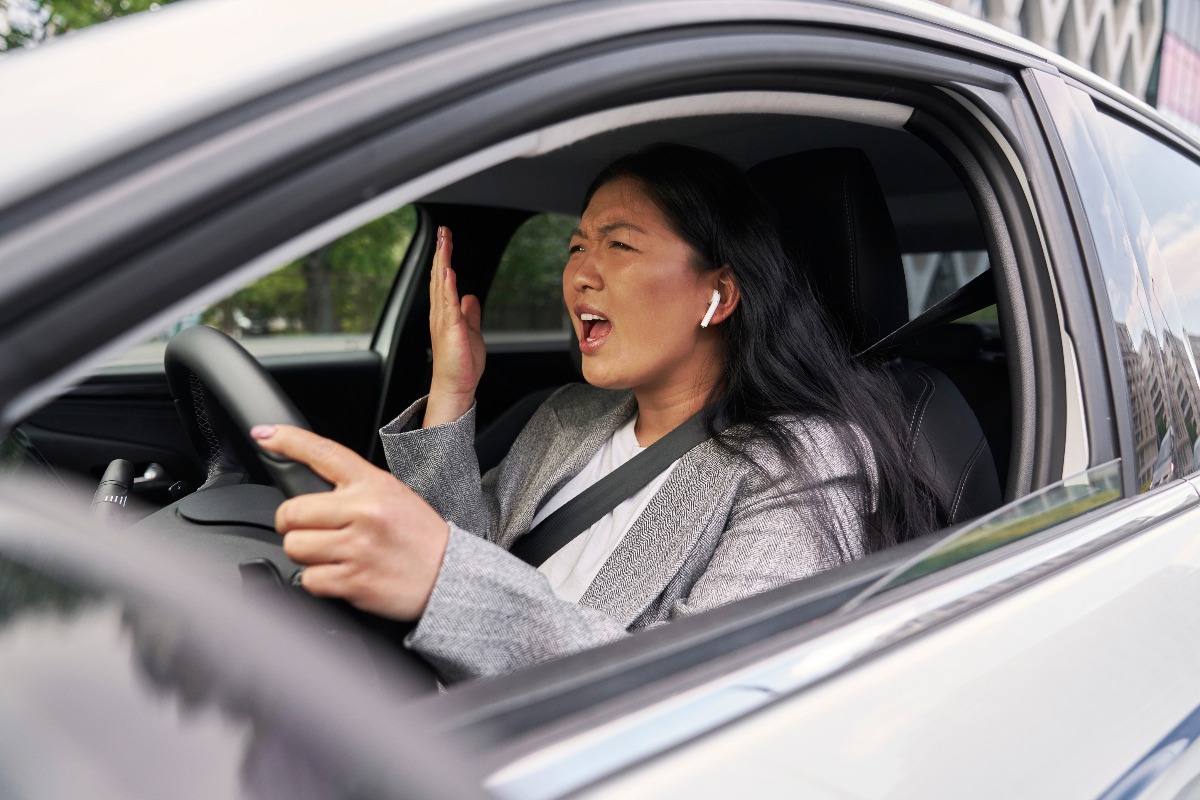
4;90;1033;719
415;106;1010;519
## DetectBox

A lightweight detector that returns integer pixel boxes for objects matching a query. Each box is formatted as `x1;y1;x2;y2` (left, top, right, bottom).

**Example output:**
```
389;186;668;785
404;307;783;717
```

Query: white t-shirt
533;415;678;603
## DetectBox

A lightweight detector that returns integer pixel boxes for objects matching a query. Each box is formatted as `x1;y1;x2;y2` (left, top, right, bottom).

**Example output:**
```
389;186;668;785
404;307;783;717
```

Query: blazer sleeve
378;396;497;541
405;525;630;683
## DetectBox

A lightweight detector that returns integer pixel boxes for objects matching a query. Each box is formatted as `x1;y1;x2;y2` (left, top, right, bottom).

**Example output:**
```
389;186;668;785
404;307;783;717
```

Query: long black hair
584;143;945;551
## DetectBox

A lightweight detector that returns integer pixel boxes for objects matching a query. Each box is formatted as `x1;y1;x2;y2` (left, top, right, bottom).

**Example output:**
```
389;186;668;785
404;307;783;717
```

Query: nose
568;248;603;292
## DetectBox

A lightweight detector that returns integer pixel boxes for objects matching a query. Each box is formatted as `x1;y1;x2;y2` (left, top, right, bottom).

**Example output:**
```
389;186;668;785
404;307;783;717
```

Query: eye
609;240;635;251
568;243;585;255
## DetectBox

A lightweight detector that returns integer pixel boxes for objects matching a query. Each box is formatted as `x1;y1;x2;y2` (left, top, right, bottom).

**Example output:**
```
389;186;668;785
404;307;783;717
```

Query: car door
388;23;1200;800
1018;70;1200;797
531;62;1200;800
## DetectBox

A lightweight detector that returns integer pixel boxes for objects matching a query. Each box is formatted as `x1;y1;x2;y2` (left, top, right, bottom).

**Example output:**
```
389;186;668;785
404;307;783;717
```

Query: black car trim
904;107;1051;496
1023;70;1131;488
1061;71;1200;163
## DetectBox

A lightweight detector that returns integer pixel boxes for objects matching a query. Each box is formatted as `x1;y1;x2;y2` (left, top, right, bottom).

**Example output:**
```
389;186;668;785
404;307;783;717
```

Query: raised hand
425;226;485;428
251;423;449;620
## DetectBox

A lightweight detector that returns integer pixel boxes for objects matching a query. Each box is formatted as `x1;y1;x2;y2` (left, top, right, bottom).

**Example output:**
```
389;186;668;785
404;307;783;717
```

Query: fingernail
443;267;449;280
437;227;444;252
250;424;277;440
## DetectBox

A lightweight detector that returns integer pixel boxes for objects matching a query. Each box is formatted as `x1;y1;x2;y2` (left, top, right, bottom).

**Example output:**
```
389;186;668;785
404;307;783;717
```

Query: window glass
1089;113;1200;488
484;213;575;341
854;459;1122;602
901;250;990;319
108;206;417;367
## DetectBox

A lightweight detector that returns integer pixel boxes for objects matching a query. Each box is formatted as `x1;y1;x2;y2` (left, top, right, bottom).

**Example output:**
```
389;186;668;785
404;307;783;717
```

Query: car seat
747;148;1002;527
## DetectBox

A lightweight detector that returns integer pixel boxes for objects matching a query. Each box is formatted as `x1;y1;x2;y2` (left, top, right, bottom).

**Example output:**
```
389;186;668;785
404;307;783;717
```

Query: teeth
580;313;607;321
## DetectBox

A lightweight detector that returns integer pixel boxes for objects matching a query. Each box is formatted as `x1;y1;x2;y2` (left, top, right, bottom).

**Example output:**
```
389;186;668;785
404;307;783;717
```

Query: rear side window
483;213;575;340
901;250;990;319
1090;113;1200;489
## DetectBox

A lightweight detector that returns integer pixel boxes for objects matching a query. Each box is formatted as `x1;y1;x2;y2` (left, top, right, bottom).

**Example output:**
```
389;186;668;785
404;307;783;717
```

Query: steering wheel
162;326;437;665
164;325;332;497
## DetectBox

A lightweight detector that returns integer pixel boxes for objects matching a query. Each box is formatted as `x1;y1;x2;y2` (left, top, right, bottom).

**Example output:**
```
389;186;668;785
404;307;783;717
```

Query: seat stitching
950;437;988;521
906;370;935;447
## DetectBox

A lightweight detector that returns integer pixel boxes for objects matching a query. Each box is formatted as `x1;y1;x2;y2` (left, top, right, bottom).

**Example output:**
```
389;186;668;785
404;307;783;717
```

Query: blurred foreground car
4;0;1200;797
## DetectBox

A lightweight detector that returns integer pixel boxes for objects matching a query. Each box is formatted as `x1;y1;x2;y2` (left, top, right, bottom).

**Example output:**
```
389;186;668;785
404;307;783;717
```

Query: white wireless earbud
700;289;721;328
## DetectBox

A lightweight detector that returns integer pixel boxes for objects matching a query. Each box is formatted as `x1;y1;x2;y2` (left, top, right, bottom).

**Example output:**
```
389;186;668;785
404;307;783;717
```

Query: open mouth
580;312;612;343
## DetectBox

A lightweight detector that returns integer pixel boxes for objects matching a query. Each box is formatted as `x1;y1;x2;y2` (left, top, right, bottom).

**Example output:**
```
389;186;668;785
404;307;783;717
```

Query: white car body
3;1;1200;798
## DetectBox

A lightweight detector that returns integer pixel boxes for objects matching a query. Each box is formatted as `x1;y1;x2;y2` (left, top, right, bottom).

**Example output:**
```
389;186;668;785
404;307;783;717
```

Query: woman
252;144;943;682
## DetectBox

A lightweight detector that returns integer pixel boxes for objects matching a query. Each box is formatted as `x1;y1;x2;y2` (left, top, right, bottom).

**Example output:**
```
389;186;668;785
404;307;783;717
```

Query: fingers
430;226;457;313
436;224;453;265
250;424;362;486
275;491;357;533
441;238;461;313
281;528;354;565
298;562;356;598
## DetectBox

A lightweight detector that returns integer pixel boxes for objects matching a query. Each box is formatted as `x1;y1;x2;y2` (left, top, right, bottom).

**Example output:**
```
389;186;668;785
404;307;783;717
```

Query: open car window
483;212;575;343
846;460;1123;608
106;206;418;368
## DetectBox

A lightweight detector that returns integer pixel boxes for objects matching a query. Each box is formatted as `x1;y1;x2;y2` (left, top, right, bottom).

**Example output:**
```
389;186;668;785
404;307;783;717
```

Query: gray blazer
379;384;869;683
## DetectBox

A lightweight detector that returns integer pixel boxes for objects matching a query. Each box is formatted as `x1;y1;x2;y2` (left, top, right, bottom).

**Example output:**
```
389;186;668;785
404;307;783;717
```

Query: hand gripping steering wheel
164;325;333;497
162;326;439;684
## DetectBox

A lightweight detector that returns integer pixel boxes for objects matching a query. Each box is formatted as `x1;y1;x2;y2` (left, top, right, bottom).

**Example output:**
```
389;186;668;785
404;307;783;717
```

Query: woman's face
564;177;721;396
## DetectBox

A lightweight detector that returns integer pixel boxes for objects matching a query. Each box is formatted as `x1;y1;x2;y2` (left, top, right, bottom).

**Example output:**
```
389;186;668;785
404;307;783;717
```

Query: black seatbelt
856;270;995;359
510;413;719;568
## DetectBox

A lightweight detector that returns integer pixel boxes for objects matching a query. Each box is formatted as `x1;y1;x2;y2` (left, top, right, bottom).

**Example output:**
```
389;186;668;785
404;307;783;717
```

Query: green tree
485;213;575;332
2;0;181;51
325;207;417;332
201;206;416;337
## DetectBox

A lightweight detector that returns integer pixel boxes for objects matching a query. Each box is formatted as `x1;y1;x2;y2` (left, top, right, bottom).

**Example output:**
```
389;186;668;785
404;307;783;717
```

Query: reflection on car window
0;429;62;488
0;554;90;623
852;460;1121;603
901;250;990;319
484;213;575;343
107;206;418;367
1084;113;1200;489
0;553;387;800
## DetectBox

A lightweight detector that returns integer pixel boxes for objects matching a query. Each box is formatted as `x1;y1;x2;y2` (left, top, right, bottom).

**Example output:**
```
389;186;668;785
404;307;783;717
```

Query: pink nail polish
250;424;277;440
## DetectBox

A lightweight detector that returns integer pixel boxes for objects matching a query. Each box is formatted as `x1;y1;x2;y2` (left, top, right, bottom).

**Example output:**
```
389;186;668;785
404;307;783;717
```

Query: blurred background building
1157;0;1200;136
935;0;1199;136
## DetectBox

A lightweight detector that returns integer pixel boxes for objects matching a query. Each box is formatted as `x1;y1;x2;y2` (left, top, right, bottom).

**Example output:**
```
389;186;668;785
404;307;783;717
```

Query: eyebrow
570;221;650;239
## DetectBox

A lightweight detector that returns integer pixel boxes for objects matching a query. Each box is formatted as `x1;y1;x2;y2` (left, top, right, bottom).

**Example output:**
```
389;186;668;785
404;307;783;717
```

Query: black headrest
747;148;907;352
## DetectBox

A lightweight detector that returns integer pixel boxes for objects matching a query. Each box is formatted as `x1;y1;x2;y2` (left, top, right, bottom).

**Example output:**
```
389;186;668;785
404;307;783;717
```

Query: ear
705;267;740;327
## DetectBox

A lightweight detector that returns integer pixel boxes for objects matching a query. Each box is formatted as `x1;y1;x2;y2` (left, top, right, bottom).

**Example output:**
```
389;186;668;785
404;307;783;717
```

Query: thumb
461;294;482;334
